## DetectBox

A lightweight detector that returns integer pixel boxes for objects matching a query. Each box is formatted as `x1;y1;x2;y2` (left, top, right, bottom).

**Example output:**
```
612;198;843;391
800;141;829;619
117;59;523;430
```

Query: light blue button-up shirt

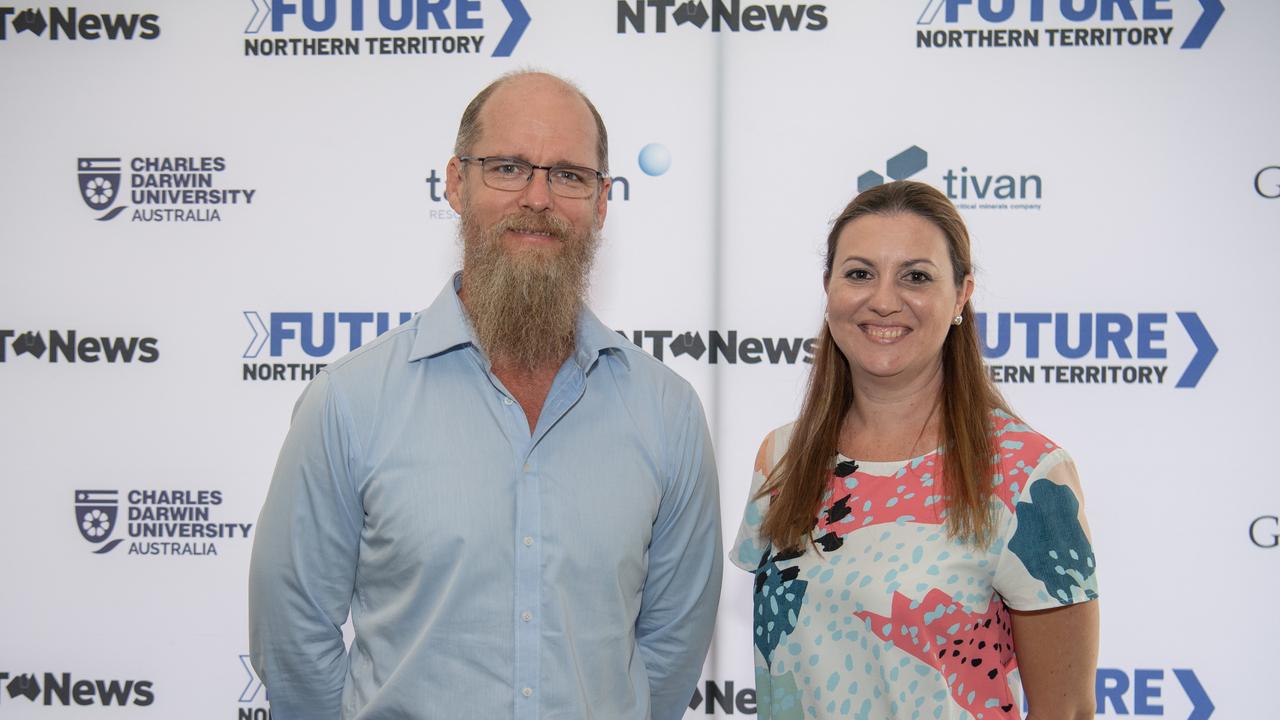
249;274;722;720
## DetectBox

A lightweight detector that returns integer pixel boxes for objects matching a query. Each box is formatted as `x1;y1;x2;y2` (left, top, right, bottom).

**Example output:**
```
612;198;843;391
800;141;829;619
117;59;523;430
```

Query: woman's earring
952;315;963;326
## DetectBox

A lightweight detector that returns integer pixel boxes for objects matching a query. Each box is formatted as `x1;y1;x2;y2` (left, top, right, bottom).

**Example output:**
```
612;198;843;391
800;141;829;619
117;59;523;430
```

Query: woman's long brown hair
757;181;1009;552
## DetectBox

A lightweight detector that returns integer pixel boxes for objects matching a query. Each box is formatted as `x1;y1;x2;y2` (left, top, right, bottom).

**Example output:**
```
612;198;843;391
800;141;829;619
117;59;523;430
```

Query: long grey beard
460;209;600;370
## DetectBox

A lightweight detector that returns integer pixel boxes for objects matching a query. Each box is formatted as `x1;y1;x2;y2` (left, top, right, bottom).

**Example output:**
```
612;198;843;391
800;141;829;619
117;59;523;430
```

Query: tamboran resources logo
0;672;154;708
73;488;254;557
617;0;828;33
0;327;158;364
244;0;529;57
242;310;415;381
0;5;159;41
859;145;1044;211
77;156;257;223
979;311;1217;388
915;0;1224;49
424;144;672;221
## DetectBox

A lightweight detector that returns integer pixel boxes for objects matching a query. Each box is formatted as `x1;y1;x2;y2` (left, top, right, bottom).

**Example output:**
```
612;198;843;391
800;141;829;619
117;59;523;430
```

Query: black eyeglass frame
458;155;607;198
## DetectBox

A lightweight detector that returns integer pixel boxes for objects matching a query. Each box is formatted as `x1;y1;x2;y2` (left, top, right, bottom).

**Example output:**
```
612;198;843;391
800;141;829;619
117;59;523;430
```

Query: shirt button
503;397;514;406
522;687;533;698
521;611;533;622
522;536;534;547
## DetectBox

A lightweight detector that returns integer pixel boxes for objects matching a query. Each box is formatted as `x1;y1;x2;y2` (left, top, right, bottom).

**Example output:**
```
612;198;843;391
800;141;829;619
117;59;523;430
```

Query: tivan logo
978;311;1217;388
0;672;155;707
915;0;1222;49
242;310;414;381
858;146;1043;210
617;0;828;33
0;328;159;364
243;0;529;57
1256;166;1279;199
423;144;670;221
1095;667;1213;719
77;156;256;223
619;329;816;365
0;6;159;41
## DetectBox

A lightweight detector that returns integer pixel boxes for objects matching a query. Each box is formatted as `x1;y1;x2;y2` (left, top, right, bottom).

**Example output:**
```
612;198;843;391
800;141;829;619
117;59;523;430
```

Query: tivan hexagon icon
886;146;927;180
857;170;884;193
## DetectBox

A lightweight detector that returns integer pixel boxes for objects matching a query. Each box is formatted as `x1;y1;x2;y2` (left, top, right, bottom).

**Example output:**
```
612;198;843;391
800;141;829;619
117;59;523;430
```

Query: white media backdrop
2;1;1277;717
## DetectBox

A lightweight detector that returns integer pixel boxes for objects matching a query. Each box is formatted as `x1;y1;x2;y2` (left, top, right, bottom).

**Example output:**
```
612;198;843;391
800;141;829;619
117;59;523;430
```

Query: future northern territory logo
243;0;529;57
0;6;160;41
77;156;257;223
979;311;1218;388
242;310;415;381
915;0;1223;49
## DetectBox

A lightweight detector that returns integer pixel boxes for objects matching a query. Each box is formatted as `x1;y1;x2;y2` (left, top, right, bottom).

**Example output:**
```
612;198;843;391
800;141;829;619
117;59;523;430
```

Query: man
248;71;722;720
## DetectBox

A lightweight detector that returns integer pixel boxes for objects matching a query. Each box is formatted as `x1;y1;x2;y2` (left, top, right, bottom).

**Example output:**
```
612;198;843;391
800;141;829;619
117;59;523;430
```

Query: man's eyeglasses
458;156;605;199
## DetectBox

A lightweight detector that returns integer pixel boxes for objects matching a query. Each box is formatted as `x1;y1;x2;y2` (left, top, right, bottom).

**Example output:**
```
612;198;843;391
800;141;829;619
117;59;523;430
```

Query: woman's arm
1011;600;1100;720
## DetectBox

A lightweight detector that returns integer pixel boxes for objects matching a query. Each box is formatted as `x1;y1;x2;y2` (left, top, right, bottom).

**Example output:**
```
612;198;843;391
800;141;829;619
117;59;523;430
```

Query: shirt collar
408;272;631;371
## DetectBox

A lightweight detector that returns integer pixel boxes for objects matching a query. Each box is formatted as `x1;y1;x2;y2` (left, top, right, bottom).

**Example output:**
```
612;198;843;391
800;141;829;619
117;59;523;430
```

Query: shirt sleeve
729;425;790;572
248;371;364;719
992;447;1100;611
636;386;723;720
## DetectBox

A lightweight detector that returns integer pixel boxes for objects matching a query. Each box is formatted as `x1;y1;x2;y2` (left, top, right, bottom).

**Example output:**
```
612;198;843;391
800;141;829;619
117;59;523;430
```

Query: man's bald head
453;70;610;175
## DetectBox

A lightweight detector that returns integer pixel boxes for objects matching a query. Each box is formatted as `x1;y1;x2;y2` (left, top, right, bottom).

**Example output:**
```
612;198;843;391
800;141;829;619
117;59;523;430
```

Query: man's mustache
493;212;573;241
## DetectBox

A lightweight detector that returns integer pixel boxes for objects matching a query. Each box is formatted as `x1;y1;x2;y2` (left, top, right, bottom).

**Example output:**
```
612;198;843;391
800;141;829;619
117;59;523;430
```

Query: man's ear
594;177;611;229
445;156;465;215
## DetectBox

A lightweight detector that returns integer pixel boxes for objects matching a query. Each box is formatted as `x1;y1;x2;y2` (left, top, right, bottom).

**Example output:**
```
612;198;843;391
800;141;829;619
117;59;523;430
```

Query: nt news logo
0;672;154;707
617;0;828;33
0;6;159;40
0;328;159;364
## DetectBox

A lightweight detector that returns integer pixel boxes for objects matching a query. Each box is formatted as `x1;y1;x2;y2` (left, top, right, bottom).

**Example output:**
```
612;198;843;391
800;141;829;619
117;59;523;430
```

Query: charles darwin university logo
77;158;125;221
74;490;123;554
72;488;254;557
75;155;258;223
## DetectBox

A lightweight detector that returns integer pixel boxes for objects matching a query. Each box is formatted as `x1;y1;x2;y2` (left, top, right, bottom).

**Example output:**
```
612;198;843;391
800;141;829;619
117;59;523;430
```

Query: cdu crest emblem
77;158;127;221
75;489;124;554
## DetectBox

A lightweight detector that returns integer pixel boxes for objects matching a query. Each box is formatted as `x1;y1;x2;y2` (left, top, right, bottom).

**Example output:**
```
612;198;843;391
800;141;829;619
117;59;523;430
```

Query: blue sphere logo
638;143;671;177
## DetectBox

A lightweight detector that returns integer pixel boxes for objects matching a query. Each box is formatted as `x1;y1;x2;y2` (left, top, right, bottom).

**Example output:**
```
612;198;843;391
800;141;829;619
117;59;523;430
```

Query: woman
732;181;1099;719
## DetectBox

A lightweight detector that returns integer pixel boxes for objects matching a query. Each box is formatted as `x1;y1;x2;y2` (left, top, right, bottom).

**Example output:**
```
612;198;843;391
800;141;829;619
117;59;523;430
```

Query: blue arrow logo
493;0;528;57
1181;0;1223;49
1175;312;1216;388
245;0;271;33
1173;669;1214;719
243;311;269;359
